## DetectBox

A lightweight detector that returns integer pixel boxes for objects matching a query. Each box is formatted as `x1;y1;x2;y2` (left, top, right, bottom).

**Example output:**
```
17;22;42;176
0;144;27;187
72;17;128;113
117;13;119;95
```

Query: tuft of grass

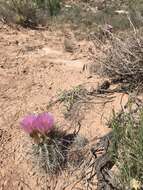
108;100;143;189
57;85;86;113
47;0;61;16
47;85;89;120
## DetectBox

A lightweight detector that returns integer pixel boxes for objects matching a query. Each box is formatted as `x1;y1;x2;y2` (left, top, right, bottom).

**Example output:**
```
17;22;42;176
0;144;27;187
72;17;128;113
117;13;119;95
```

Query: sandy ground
0;23;128;190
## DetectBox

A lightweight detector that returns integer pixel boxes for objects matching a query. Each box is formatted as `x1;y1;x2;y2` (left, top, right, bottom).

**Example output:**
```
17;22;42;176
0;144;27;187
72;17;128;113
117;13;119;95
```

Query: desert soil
0;23;128;190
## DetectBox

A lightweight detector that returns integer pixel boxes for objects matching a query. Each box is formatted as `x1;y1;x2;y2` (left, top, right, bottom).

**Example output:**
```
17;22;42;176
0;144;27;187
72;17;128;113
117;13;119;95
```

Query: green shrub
109;101;143;189
0;0;61;27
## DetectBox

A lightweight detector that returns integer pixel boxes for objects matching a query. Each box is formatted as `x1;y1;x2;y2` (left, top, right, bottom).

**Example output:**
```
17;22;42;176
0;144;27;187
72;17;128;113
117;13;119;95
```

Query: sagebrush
97;29;143;93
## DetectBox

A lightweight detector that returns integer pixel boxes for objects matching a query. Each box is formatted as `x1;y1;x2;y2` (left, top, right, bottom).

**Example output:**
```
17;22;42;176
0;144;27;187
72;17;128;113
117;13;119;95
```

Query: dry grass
95;28;143;93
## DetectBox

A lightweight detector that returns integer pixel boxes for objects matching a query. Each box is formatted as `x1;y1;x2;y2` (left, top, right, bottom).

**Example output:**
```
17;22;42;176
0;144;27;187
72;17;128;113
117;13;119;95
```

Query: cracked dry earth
0;24;128;190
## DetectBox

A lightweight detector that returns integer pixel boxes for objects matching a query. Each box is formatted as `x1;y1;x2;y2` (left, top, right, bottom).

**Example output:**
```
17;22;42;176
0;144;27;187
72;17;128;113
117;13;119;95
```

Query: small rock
87;75;92;79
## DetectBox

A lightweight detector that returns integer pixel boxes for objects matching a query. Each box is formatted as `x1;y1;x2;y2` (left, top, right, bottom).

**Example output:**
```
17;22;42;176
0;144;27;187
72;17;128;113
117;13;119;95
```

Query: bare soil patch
0;23;128;190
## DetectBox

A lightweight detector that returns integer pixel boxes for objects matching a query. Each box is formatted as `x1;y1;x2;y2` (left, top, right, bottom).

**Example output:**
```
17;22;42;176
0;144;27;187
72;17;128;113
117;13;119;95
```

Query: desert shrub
109;99;143;189
93;0;143;30
0;0;61;27
97;29;143;92
53;0;143;40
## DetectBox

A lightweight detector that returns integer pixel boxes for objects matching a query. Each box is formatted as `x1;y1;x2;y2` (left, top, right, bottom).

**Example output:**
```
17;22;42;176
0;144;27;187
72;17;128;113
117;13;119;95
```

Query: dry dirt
0;23;128;190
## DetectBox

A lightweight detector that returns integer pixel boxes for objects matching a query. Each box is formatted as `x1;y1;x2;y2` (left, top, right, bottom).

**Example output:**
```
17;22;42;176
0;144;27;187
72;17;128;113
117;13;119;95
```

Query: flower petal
34;112;54;134
20;114;37;134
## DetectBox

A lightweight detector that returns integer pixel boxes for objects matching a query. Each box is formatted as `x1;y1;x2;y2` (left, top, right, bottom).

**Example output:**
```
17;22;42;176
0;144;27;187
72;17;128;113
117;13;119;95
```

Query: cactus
32;129;66;174
20;112;88;174
20;113;66;173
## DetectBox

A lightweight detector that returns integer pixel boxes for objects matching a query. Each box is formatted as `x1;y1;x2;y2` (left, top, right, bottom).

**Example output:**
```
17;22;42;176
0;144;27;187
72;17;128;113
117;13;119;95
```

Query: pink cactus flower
34;112;54;134
20;112;54;135
20;114;37;134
